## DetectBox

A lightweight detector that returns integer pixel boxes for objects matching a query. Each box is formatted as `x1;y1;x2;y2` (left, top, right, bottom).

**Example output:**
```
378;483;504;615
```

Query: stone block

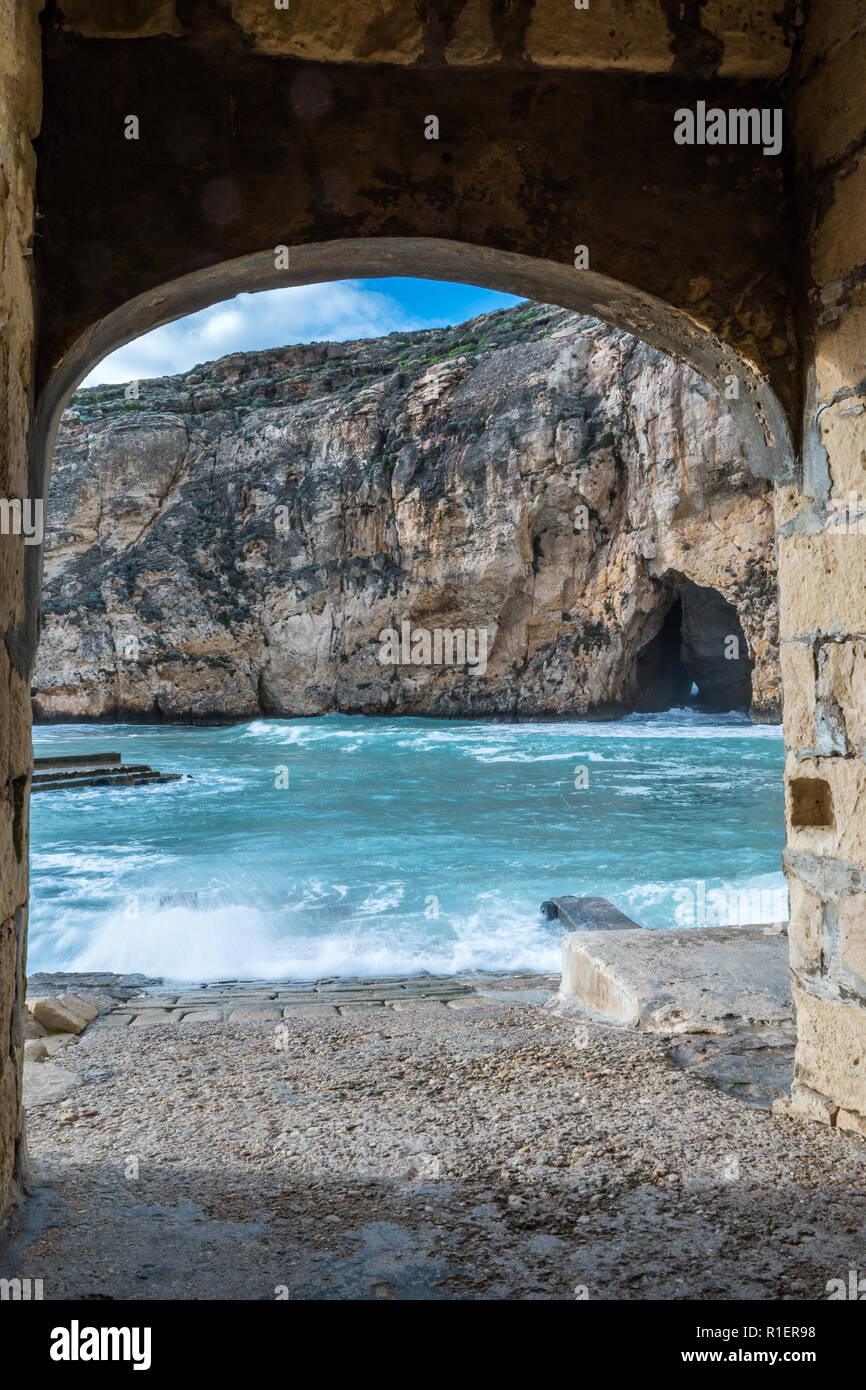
818;641;866;752
819;407;866;505
388;999;446;1013
802;1;865;72
227;0;423;62
476;988;554;1005
785;754;866;863
812;297;866;405
836;1107;866;1138
792;981;866;1117
796;28;866;169
281;1004;339;1020
839;894;866;984
780;641;816;748
557;925;791;1031
778;530;866;639
23;1061;80;1109
29;994;99;1035
56;1;184;39
524;0;791;77
773;1081;839;1127
786;872;823;971
810;146;866;287
227;1004;281;1022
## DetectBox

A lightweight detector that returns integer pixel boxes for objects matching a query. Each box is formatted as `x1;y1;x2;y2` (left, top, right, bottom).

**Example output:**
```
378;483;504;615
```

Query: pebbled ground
5;977;866;1301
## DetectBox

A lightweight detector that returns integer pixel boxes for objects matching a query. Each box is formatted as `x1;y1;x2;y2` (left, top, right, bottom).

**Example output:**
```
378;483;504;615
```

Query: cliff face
33;303;780;722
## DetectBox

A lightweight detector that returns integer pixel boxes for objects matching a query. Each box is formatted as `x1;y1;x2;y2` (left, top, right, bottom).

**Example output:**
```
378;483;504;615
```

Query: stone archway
2;0;864;1229
0;238;822;1211
31;238;796;501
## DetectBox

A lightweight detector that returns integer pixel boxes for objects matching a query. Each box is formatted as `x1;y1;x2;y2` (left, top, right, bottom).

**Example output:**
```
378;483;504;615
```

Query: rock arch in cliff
632;576;753;715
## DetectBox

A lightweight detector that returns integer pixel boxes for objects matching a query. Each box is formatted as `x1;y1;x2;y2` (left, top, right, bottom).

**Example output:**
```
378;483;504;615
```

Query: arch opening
30;238;796;507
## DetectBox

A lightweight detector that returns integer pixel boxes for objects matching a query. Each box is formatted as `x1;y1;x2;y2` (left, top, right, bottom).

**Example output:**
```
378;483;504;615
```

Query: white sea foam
57;898;561;983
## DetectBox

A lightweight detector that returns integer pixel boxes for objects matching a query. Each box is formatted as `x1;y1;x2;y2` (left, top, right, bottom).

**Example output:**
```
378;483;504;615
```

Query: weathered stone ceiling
36;2;798;426
53;0;799;77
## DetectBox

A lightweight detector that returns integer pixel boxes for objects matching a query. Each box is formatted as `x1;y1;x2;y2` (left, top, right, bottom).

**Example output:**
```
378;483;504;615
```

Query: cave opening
634;598;692;713
632;579;753;714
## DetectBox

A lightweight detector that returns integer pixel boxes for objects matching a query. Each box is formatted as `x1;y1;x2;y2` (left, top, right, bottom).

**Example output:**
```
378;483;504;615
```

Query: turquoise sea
28;710;787;983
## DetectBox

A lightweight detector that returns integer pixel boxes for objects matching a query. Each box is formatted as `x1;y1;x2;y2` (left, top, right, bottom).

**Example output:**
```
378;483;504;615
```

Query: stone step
32;769;182;792
32;763;153;783
555;923;792;1033
33;752;121;769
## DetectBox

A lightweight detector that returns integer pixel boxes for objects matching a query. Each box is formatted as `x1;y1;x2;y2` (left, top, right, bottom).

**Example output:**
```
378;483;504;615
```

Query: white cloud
82;282;431;387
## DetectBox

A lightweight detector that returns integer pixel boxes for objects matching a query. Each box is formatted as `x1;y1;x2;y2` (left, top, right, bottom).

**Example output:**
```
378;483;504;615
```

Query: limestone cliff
32;303;780;722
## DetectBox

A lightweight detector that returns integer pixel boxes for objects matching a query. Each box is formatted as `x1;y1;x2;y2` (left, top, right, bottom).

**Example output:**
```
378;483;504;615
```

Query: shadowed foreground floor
6;989;866;1300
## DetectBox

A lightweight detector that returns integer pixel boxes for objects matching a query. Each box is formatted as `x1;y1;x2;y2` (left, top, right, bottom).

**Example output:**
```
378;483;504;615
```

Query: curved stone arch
31;237;796;506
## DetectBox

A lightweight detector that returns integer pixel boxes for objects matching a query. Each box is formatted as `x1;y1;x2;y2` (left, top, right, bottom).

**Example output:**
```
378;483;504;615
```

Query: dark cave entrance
632;578;753;714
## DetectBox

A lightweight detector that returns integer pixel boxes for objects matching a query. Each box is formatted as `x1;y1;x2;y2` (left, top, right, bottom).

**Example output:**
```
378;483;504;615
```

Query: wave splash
56;897;562;984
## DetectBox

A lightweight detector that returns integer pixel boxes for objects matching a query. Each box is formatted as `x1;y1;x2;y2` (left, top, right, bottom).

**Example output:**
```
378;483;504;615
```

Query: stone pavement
27;978;558;1034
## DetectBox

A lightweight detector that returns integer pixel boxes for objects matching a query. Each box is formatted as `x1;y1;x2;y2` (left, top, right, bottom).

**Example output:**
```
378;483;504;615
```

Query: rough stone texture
777;2;866;1132
34;5;800;438
28;995;99;1035
839;895;866;986
786;873;822;973
32;305;779;721
0;0;42;1225
52;1;798;79
556;925;791;1034
790;984;866;1120
818;641;866;755
21;1060;80;1108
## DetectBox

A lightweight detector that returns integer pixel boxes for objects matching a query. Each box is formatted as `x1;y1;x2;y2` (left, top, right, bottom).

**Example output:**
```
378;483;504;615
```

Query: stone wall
777;3;866;1134
0;0;42;1217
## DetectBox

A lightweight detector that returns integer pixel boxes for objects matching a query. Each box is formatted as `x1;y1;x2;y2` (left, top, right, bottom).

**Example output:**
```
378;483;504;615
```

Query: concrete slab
555;924;792;1034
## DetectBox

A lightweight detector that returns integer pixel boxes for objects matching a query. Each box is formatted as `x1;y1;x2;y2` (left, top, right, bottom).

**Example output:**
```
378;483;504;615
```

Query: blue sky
84;278;524;386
